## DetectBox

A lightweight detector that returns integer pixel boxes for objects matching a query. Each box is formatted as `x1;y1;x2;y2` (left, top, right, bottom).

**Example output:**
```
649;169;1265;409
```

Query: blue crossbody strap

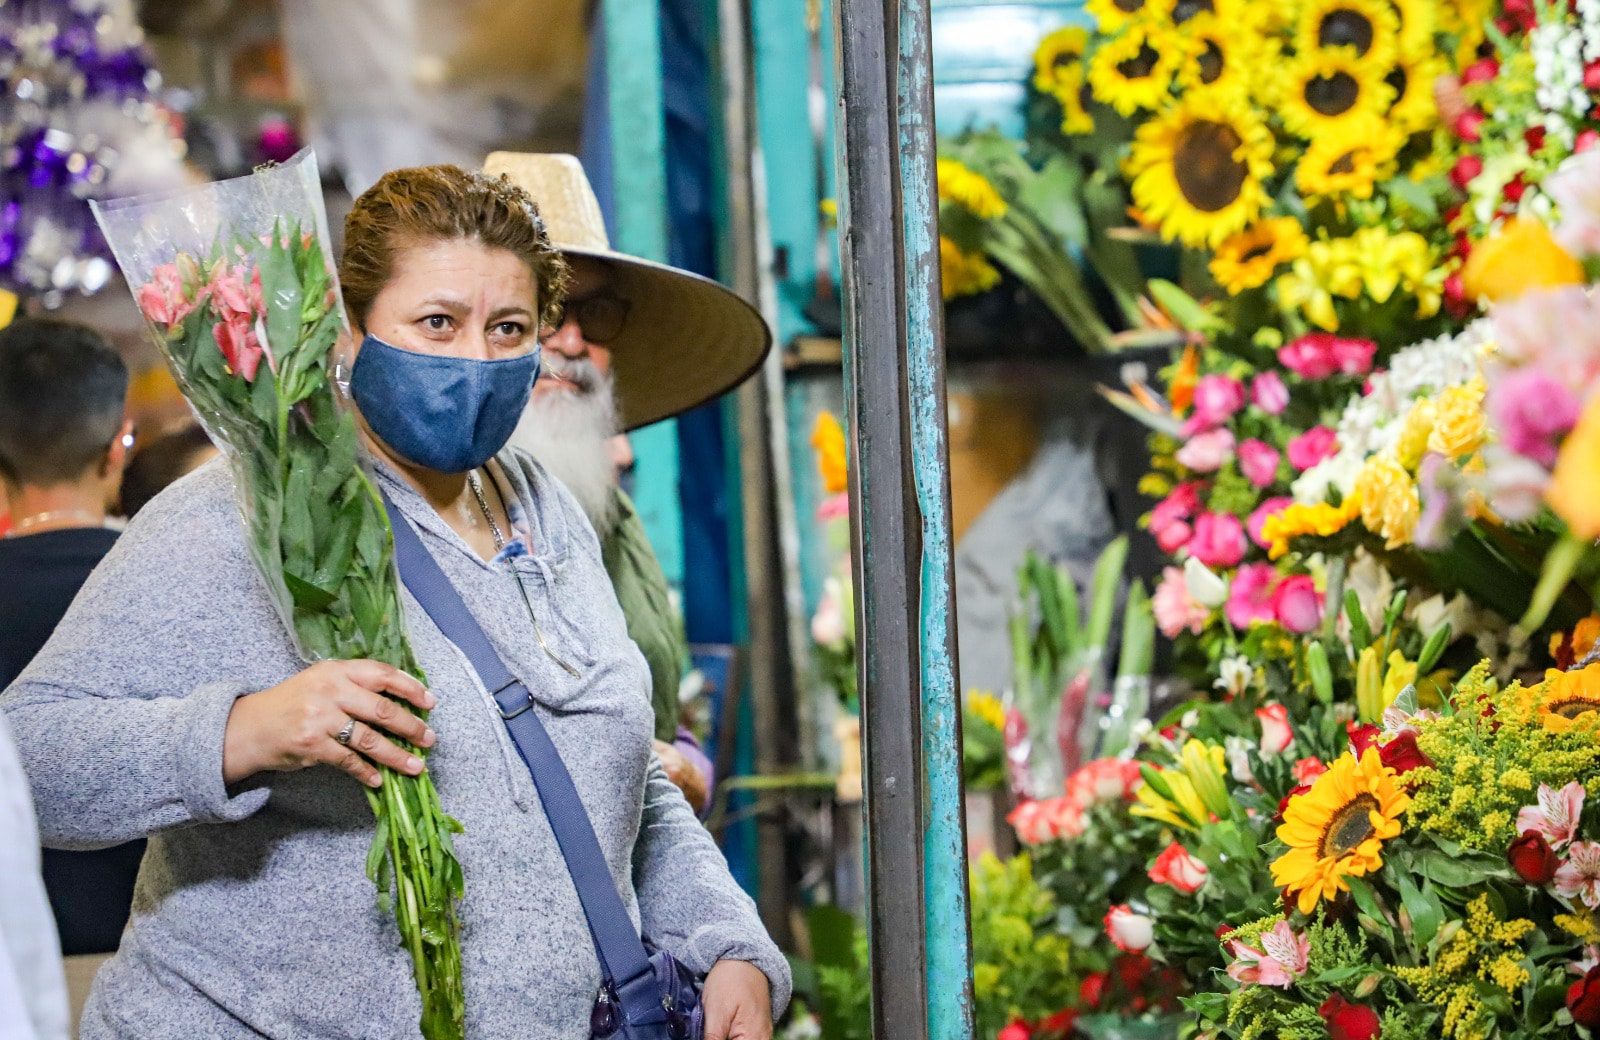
380;491;668;1030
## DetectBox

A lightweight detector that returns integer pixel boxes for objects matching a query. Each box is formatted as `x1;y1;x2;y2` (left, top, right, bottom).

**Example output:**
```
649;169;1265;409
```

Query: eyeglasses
547;292;630;345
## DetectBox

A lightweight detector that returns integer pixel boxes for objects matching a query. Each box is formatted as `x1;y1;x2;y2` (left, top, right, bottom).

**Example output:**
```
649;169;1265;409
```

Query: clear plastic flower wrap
91;150;466;1039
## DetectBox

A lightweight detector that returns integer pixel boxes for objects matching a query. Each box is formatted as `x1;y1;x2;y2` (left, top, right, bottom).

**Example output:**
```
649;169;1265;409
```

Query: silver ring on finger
335;719;357;747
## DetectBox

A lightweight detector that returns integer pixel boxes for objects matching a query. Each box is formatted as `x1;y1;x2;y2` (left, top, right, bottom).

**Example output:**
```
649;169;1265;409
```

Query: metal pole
830;0;974;1036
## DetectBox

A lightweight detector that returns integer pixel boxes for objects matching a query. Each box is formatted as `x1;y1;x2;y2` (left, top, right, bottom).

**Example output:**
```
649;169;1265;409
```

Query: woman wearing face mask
1;166;787;1040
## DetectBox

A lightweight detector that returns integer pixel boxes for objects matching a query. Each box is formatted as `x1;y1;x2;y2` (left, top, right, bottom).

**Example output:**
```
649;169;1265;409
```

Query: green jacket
600;488;686;742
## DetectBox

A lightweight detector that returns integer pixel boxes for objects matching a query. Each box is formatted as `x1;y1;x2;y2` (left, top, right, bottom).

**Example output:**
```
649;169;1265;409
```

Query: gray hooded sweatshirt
1;451;788;1039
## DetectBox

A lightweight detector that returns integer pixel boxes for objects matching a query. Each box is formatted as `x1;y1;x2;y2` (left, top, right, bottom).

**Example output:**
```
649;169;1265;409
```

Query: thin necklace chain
467;471;507;550
11;508;103;534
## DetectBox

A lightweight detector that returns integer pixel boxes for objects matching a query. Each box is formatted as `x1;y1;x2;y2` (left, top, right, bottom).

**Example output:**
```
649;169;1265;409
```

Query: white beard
509;365;621;534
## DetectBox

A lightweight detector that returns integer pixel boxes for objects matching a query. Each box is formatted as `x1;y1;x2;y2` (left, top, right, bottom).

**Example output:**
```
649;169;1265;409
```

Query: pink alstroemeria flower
1519;781;1586;849
1226;920;1309;988
1556;841;1600;908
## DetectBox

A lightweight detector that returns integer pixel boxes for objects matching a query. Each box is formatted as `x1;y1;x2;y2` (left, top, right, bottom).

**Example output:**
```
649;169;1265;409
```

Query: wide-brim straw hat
484;152;771;431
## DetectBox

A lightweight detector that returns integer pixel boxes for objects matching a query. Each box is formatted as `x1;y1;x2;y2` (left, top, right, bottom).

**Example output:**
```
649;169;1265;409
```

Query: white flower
1214;655;1252;698
810;577;849;648
1412;593;1471;639
1105;905;1154;953
1184;556;1229;608
1292;450;1362;505
1225;736;1257;784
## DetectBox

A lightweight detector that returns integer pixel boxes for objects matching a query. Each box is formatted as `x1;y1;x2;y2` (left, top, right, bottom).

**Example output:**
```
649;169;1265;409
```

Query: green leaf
284;571;338;611
1086;536;1128;653
1395;872;1441;946
1017;156;1088;246
1147;279;1220;334
262;221;305;389
1345;876;1390;932
1413;847;1509;888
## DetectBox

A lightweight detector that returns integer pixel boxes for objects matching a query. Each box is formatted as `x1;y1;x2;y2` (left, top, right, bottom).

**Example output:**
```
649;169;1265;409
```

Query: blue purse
383;492;705;1040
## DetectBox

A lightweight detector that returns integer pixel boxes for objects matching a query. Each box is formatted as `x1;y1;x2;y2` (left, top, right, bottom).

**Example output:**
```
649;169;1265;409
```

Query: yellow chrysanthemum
1260;495;1362;559
1385;51;1443;134
1428;377;1486;459
1209;217;1309;294
1355;455;1420;548
1277;46;1395;139
1272;748;1410;915
1125;90;1273;247
1088;20;1185;116
1033;26;1091;94
1175;12;1254;97
937;158;1007;220
811;411;850;494
1531;665;1600;734
939;235;1001;300
1295;113;1404;200
1086;0;1174;32
1294;0;1400;69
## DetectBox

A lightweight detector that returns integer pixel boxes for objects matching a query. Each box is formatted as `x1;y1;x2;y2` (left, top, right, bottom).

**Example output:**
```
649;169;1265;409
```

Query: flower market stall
800;0;1600;1036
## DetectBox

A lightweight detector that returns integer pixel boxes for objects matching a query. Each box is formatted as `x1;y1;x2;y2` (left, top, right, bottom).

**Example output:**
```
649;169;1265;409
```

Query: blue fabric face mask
349;333;541;474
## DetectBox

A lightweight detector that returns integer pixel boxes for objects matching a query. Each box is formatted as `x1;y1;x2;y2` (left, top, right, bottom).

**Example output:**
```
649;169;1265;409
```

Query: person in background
0;318;146;969
491;154;771;815
117;423;218;519
0;713;69;1040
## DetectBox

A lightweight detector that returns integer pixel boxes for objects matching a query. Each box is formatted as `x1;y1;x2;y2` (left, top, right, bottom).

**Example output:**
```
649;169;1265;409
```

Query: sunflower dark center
1547;697;1600;720
1319;10;1375;53
1329;151;1359;175
1117;43;1161;79
1113;0;1143;12
1173;0;1213;21
1240;241;1276;262
1306;71;1360;116
1052;52;1080;71
1319;794;1379;858
1199;41;1225;83
1386;66;1408;106
1174;121;1247;212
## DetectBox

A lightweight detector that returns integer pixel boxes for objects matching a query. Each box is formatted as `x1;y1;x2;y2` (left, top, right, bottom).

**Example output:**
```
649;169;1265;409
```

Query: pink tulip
1271;574;1323;634
1225;563;1277;629
1176;428;1236;473
1287;426;1339;472
1188;374;1247;430
1256;703;1295;756
1189;512;1246;569
1239;439;1281;488
1252;371;1289;415
1248;497;1293;549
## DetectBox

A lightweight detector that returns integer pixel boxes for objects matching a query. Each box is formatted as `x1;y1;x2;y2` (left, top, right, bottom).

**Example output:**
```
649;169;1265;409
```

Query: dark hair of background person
118;423;217;518
0;317;129;487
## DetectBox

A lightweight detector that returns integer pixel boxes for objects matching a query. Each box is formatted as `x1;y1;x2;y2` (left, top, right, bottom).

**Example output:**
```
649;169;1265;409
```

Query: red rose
1508;830;1560;886
1503;176;1527;205
997;1020;1033;1040
1451;154;1484;191
1114;952;1152;993
1319;993;1381;1040
1461;57;1499;84
1378;731;1431;775
1277;781;1313;819
1347;722;1381;756
1453;109;1485;142
1443;272;1471;319
1037;1009;1077;1039
1586;61;1600;92
1569;965;1600;1030
1526;126;1547;152
1579;129;1600;153
1079;971;1107;1010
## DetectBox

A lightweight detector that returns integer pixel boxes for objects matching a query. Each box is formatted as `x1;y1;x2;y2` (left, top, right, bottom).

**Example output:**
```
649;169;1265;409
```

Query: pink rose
1226;562;1277;629
1329;337;1377;377
1287;426;1339;471
1176;428;1236;473
1150;482;1202;546
1271;574;1323;634
1256;703;1295;756
1248;497;1294;549
136;262;200;327
1188;374;1247;430
1252;371;1289;415
1189;512;1246;568
1155;520;1193;554
214;319;265;383
1239;439;1282;488
1149;841;1210;894
1105;905;1154;953
1489;368;1582;467
1278;335;1340;380
1153;567;1209;638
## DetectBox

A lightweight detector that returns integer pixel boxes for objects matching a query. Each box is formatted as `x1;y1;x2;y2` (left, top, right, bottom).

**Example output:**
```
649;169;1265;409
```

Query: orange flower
1548;394;1600;540
811;411;850;495
1461;218;1584;304
1170;344;1201;415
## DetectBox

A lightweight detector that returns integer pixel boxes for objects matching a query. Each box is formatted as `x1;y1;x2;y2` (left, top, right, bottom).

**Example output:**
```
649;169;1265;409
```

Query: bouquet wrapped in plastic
92;151;466;1038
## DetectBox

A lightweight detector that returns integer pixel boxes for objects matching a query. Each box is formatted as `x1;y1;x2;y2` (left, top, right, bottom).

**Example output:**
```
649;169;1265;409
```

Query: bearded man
491;153;769;813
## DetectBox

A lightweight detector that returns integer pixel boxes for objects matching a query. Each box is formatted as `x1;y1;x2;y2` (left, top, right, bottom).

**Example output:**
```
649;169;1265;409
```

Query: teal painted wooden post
604;0;683;586
832;0;975;1034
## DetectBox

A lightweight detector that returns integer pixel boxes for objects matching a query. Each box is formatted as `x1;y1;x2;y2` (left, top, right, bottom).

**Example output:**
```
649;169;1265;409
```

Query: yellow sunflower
1272;748;1410;915
1176;12;1255;97
1277;46;1395;138
1531;665;1600;733
939;236;1001;299
1126;90;1274;246
937;158;1008;219
1209;217;1309;293
1089;19;1185;116
1295;0;1399;68
1032;26;1091;95
1295;113;1403;199
1390;0;1436;62
1385;51;1443;134
1086;0;1174;32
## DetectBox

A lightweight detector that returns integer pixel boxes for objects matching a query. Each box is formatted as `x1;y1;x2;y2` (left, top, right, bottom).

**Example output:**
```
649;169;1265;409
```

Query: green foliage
970;853;1079;1039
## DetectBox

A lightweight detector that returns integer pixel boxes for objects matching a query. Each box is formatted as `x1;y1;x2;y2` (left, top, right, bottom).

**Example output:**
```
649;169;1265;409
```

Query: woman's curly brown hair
341;165;569;332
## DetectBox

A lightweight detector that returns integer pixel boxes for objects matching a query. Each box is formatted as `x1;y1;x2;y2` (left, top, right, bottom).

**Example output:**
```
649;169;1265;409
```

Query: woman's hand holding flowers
223;659;437;788
701;960;773;1040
